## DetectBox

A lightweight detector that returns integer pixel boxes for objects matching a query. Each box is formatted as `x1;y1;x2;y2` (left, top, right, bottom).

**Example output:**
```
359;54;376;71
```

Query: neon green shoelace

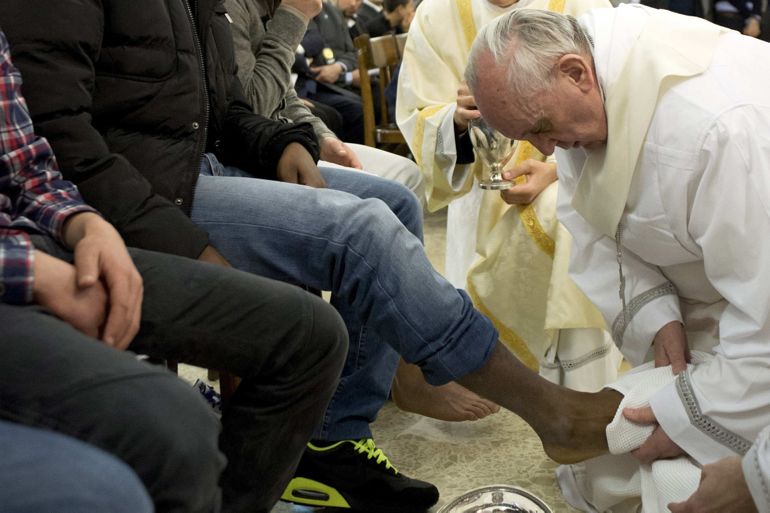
353;438;399;474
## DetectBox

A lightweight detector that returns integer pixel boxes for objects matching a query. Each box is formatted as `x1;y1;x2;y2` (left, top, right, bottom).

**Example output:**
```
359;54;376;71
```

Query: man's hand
623;406;685;464
668;456;757;513
33;250;109;341
277;142;327;188
654;320;690;374
744;17;761;38
198;245;231;267
311;63;344;84
282;0;323;20
63;212;143;349
453;82;481;131
320;136;363;169
350;69;360;88
500;160;557;205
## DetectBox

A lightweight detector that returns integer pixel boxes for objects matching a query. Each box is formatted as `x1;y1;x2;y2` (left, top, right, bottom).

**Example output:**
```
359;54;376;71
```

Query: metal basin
437;484;553;513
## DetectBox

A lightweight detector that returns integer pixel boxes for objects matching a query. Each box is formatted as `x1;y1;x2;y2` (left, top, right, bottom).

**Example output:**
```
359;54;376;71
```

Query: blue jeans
0;420;153;513
193;155;497;440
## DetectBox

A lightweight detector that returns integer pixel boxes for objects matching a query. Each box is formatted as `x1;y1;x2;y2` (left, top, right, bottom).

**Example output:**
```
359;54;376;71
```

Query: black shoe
281;438;439;512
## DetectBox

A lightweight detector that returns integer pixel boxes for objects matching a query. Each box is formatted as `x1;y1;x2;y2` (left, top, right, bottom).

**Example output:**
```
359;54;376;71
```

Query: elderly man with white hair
467;4;770;511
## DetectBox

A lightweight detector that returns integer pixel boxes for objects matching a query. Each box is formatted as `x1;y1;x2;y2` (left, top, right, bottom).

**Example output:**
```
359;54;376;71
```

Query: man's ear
557;54;593;93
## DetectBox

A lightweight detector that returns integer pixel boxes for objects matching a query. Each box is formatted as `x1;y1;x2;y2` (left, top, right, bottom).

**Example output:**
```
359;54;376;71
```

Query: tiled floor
181;207;579;513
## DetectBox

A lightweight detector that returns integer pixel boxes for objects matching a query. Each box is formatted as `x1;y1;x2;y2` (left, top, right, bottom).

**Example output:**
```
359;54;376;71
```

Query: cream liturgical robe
397;0;619;390
554;6;770;505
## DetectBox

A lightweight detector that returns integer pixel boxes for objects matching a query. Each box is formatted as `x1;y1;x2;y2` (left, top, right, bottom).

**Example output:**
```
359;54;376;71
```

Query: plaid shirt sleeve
1;31;96;304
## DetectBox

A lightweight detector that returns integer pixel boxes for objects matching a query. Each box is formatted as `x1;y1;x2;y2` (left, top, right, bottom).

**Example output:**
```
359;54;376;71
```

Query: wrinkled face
339;0;362;17
472;50;607;156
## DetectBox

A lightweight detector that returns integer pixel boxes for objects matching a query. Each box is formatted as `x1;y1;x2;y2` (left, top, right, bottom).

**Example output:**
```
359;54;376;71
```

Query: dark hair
383;0;410;13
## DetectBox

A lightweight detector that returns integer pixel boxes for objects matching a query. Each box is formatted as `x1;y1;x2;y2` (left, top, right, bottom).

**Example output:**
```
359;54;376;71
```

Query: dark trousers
305;86;365;144
0;238;348;513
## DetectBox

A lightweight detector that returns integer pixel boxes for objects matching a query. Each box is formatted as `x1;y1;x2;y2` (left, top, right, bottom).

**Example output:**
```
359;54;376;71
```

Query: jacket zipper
184;0;210;214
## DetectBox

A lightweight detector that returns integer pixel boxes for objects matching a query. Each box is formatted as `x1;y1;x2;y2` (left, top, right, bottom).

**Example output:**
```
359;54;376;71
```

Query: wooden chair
354;34;407;150
395;33;408;58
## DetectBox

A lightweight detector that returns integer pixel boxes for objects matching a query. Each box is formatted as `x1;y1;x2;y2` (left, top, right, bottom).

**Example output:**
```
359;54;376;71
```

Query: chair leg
219;372;240;401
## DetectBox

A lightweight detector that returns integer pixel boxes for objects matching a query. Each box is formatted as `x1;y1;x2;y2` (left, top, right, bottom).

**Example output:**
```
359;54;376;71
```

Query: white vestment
745;425;770;513
555;5;770;502
396;0;620;390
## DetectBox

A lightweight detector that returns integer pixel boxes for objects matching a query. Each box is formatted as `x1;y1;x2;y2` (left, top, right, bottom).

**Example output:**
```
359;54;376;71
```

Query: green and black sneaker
281;438;439;512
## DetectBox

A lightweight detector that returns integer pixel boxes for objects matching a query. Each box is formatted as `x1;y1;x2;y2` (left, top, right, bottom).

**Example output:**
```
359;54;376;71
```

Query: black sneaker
281;438;439;512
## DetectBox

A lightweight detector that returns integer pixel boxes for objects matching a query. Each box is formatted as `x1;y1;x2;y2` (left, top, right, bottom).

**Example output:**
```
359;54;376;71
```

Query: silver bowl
437;484;553;513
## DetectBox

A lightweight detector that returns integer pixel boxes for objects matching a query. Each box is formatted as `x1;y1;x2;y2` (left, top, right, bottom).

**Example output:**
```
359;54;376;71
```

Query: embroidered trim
457;0;476;51
611;281;677;347
467;280;539;371
676;371;753;455
517;204;555;258
547;0;566;13
540;341;614;371
411;104;445;167
751;444;770;509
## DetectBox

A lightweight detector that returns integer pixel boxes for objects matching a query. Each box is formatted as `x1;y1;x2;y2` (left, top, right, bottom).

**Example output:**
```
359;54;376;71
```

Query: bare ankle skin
457;342;622;463
392;361;500;422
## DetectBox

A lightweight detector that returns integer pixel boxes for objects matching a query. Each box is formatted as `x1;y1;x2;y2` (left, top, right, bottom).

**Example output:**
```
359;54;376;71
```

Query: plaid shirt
0;31;95;304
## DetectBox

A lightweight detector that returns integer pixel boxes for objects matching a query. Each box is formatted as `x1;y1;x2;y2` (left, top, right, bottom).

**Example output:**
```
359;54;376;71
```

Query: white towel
557;352;712;513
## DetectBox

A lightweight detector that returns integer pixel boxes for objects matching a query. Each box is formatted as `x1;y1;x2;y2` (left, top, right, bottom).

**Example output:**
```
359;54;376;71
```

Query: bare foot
538;388;623;464
392;361;501;422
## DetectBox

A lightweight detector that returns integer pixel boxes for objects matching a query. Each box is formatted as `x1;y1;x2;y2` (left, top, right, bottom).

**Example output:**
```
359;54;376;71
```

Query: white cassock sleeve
650;106;770;464
744;425;770;513
554;149;682;366
396;6;476;212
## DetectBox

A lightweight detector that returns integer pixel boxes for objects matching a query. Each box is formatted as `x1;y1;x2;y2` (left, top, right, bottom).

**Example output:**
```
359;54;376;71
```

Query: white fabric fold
558;352;713;512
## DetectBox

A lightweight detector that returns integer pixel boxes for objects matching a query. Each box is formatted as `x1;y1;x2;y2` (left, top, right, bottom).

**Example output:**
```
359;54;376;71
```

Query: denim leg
317;166;422;439
191;156;498;395
0;420;153;513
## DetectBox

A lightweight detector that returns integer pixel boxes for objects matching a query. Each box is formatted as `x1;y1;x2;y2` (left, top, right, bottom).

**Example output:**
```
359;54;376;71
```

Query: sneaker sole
281;477;352;508
281;476;435;513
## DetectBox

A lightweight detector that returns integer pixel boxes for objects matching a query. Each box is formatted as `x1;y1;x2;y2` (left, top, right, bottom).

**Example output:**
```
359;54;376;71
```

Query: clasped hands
33;213;143;350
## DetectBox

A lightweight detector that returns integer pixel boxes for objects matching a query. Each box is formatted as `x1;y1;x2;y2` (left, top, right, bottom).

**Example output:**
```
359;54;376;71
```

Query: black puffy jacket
0;0;319;258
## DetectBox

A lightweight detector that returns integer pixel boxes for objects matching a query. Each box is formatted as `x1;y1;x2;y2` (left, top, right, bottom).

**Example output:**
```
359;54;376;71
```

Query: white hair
465;9;593;98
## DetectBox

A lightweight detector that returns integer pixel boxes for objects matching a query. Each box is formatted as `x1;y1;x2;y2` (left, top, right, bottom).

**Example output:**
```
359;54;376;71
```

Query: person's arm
729;0;763;37
666;426;768;513
218;88;321;179
0;31;142;346
209;1;323;183
395;5;478;211
316;4;358;74
224;0;337;141
226;0;319;117
0;30;96;304
647;107;770;465
0;0;211;259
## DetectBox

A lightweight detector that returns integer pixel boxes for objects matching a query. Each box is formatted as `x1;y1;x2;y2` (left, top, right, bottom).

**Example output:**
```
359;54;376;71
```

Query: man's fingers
102;268;142;348
669;350;688;374
74;247;100;287
101;278;133;346
623;406;656;424
668;501;687;513
655;352;672;368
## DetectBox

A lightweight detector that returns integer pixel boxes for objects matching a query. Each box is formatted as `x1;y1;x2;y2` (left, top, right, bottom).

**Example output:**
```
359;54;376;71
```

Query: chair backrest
354;33;404;147
395;33;408;58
